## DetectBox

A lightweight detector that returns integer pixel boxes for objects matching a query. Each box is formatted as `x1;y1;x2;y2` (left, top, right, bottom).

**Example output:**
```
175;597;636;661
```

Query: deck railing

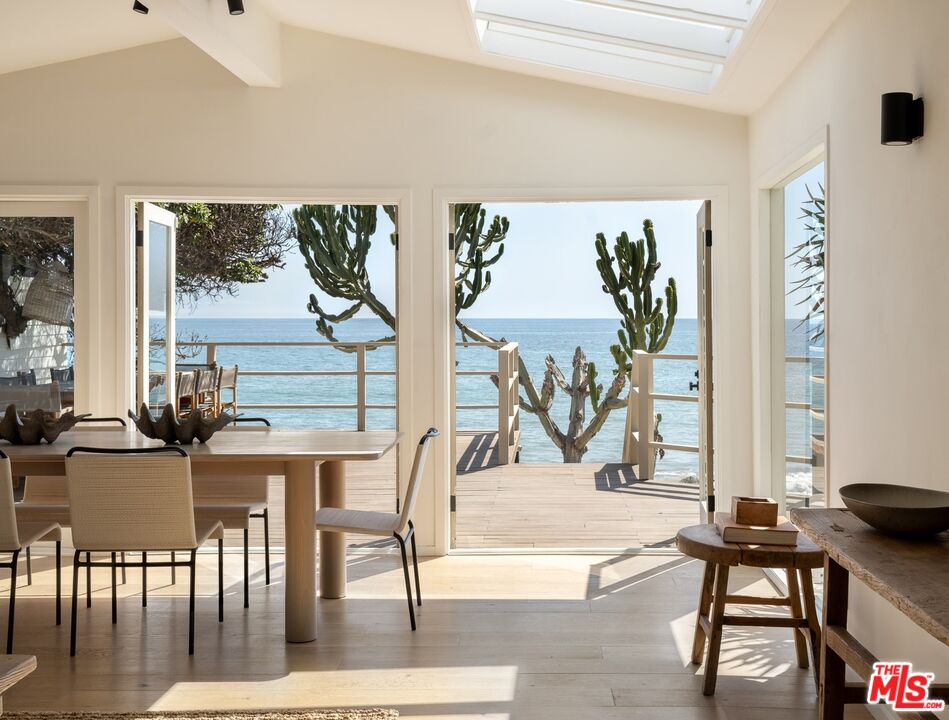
623;350;699;478
175;339;521;463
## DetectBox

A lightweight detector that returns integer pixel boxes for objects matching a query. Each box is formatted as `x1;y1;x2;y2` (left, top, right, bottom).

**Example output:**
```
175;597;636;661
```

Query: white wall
750;0;949;674
0;26;751;553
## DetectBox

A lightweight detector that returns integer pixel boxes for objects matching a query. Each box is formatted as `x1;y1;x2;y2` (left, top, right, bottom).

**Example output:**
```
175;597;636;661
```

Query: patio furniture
216;365;238;415
676;523;823;696
791;508;949;720
316;428;437;631
3;427;400;643
0;654;36;714
194;368;218;416
49;367;73;383
0;385;61;414
64;445;225;656
0;449;62;654
175;370;197;415
192;417;274;609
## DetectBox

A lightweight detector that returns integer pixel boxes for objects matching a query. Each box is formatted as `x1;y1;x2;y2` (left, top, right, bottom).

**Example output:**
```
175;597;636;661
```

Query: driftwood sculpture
0;405;89;444
129;403;235;444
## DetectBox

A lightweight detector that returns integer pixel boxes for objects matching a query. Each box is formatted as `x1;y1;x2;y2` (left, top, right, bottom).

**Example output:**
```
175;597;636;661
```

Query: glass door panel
135;202;177;411
0;203;80;414
772;162;826;510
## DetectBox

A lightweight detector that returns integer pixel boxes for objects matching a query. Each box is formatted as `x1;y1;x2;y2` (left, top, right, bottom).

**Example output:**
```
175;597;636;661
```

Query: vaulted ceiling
0;0;850;114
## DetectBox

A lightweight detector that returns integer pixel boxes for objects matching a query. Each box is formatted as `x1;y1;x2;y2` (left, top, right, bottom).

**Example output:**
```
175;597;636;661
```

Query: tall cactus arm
575;370;627;451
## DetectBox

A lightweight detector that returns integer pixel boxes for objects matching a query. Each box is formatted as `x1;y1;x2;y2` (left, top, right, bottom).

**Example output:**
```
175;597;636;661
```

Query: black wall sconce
881;92;924;145
132;0;243;16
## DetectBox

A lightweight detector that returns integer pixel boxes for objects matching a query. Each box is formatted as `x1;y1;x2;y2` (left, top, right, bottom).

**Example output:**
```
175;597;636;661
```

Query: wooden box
731;496;779;527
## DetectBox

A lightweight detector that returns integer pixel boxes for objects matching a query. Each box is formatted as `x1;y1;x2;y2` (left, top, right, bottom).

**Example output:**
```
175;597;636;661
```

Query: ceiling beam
145;0;281;87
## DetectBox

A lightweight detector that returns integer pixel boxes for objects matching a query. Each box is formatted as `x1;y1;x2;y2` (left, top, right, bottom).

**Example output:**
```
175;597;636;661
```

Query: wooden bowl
839;483;949;537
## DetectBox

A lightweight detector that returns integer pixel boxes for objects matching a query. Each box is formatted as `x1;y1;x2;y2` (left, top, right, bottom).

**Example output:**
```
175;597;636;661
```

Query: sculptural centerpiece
129;403;236;444
0;405;89;444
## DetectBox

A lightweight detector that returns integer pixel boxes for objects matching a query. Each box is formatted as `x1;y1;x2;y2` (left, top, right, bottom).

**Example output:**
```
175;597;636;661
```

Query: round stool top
676;523;823;569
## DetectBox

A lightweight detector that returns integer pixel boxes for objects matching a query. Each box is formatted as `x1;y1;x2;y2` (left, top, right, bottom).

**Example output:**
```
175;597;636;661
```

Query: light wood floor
239;432;701;551
4;549;870;719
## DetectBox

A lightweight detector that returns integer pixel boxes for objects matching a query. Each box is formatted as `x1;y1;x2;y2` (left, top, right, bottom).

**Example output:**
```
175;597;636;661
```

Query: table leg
799;567;822;689
786;567;810;669
820;555;849;720
319;460;347;599
702;563;729;696
285;459;317;643
691;561;715;664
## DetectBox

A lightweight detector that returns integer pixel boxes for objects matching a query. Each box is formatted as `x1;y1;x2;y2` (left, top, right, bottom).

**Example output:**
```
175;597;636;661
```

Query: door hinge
450;495;457;512
704;229;712;247
448;232;455;251
135;229;144;247
707;495;715;512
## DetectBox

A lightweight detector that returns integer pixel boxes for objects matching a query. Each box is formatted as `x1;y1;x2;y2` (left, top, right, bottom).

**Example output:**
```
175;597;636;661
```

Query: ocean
171;317;819;483
172;317;698;479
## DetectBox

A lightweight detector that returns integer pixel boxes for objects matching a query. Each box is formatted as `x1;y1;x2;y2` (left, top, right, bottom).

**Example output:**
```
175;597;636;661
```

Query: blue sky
180;200;704;319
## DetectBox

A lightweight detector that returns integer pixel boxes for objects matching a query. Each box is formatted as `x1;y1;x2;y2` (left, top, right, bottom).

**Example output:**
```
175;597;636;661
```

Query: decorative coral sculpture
129;403;236;444
0;405;90;444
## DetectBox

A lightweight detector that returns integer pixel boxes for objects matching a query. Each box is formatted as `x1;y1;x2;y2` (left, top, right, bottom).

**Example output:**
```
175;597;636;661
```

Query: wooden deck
242;431;700;551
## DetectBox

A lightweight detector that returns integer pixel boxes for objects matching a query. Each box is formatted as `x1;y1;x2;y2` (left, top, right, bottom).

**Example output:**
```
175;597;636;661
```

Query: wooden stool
676;523;823;696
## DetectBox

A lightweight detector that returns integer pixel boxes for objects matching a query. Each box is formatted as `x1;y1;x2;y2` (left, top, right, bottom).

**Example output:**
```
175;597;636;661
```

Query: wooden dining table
4;427;402;643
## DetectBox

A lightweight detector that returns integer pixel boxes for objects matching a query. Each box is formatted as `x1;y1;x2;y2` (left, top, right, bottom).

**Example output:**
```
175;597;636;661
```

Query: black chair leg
86;552;92;608
171;551;176;585
409;523;421;607
25;547;31;586
55;540;61;626
142;551;147;607
188;549;197;655
396;535;416;631
7;550;19;654
243;528;249;609
263;509;271;586
218;539;224;622
111;552;117;624
70;550;80;657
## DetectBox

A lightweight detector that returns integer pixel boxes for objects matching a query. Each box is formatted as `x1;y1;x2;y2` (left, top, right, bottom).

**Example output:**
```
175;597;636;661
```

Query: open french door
696;201;714;521
135;202;177;411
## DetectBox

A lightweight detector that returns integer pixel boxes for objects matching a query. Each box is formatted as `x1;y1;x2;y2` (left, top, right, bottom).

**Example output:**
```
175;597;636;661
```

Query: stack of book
714;496;799;546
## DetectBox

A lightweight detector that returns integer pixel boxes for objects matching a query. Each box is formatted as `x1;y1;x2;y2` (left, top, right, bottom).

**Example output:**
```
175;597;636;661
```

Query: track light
227;0;244;15
132;1;149;14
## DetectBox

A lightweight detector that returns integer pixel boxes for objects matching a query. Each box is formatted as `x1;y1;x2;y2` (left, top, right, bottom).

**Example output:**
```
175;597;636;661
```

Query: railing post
635;351;655;480
356;343;367;431
498;346;510;465
206;343;217;368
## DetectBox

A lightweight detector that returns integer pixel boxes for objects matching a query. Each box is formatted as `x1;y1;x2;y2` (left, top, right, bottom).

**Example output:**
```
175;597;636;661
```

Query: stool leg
691;561;716;664
799;567;822;689
786;567;809;669
702;563;729;696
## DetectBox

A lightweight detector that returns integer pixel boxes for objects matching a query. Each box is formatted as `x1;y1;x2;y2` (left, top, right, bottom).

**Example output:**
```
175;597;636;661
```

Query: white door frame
434;185;731;554
0;186;101;415
752;128;830;504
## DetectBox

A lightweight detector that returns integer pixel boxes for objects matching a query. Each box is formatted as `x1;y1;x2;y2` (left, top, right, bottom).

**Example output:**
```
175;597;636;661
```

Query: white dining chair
315;427;438;630
65;446;225;656
0;449;61;654
192;417;273;609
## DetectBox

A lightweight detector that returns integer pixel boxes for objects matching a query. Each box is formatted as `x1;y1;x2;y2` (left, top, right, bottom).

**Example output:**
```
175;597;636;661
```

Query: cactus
453;204;507;315
592;219;677;376
293;204;397;347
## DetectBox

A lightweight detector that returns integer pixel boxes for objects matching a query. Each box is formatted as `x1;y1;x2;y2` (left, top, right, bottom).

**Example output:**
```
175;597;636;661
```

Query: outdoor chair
216;365;238;415
315;427;438;630
0;449;62;654
65;446;225;656
16;418;129;594
194;368;218;416
192;417;273;608
49;367;73;383
175;370;197;415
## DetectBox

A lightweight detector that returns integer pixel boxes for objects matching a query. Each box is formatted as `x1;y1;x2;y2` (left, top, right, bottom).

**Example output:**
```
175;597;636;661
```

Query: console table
791;508;949;720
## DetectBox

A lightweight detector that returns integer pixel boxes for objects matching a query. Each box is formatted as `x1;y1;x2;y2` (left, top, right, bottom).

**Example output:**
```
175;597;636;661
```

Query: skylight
468;0;763;94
